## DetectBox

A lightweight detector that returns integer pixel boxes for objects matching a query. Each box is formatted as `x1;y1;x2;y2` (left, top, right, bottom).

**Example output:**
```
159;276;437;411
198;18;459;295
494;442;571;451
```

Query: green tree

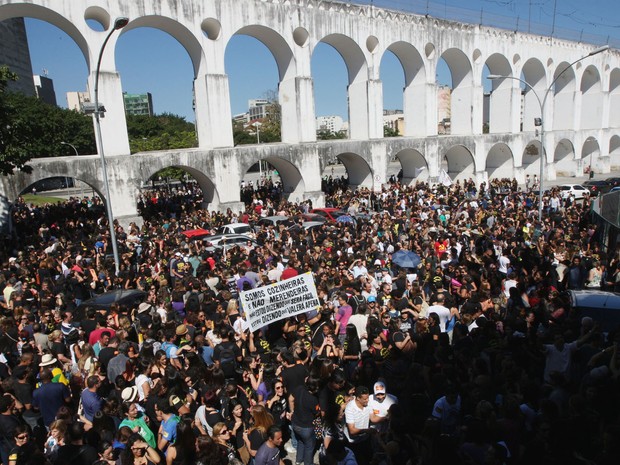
126;113;197;153
317;129;347;140
259;90;281;142
383;125;399;137
1;65;96;174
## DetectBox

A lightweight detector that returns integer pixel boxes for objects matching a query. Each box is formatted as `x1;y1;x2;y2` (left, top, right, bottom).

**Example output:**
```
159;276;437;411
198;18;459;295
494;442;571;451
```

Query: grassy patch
21;194;65;205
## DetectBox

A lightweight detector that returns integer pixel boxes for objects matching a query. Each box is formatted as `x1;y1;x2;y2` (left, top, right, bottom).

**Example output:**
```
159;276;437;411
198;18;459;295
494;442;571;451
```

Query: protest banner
240;272;320;332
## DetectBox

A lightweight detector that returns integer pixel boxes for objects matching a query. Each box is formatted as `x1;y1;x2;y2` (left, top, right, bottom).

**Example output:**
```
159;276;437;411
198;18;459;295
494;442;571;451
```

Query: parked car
567;290;620;333
610;186;620;193
583;180;612;196
605;177;620;187
559;184;590;200
180;228;211;240
216;223;254;238
310;208;348;222
75;289;147;319
254;216;294;232
203;233;260;248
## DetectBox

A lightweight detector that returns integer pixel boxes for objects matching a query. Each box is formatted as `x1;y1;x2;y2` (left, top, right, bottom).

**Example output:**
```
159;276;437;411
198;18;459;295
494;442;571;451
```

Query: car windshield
561;186;570;190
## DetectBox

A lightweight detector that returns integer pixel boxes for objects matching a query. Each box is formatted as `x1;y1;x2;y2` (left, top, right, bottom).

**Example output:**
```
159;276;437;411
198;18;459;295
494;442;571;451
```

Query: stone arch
554;139;577;176
144;165;220;209
581;137;601;175
0;4;89;69
442;145;475;181
522;140;542;176
484;53;513;133
438;48;473;135
382;42;426;137
520;58;546;132
395;149;428;185
486;143;514;179
314;34;369;140
260;157;306;203
609;135;620;170
18;176;99;200
232;25;295;82
580;65;603;130
552;62;577;130
609;69;620;128
335;152;373;188
227;25;297;143
123;15;206;77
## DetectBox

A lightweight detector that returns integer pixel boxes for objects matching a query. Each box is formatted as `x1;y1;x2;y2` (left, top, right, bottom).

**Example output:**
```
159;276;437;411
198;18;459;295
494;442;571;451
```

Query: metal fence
348;0;619;49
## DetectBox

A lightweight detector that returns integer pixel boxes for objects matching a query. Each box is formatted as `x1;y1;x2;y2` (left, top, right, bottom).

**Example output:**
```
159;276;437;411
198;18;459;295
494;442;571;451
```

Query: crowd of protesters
0;172;619;465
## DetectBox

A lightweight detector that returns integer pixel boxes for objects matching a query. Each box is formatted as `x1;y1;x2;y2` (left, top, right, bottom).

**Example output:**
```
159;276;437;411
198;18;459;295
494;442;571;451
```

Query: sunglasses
16;435;28;440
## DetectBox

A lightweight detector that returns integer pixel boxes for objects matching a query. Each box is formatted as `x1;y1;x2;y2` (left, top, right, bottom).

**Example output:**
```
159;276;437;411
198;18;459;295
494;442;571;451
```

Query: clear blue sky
22;0;620;123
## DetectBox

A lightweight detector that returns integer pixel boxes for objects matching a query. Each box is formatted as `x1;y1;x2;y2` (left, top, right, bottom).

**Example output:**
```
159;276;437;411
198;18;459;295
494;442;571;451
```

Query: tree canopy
127;113;197;153
0;65;96;174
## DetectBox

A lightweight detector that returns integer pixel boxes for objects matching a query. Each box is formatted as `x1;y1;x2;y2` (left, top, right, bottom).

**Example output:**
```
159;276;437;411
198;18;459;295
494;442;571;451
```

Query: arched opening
552;62;576;131
437;49;473;135
554;139;577;176
442;145;475;182
520;58;546;132
581;138;601;176
482;53;513;134
19;176;99;202
116;17;202;148
380;48;404;137
312;35;368;140
580;65;603;130
486;143;514;179
329;152;373;189
395;149;428;185
139;166;219;221
610;135;620;170
382;42;426;137
226;26;290;144
0;6;90;98
609;69;620;128
522;141;542;176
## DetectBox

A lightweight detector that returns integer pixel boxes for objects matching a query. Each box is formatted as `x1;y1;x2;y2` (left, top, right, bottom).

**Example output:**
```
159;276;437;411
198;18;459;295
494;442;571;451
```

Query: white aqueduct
0;0;619;224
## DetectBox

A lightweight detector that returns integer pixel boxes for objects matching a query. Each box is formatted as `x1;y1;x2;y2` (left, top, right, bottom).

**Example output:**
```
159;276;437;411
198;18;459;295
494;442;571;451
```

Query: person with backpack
213;329;242;381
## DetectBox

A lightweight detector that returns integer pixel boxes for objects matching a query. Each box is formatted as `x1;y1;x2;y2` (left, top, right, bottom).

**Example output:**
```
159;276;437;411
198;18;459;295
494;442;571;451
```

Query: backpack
218;343;237;378
161;342;177;359
185;292;200;313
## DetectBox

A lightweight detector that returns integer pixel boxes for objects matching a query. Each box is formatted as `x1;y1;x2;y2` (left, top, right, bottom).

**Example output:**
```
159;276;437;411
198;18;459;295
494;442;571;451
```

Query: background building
33;74;57;106
123;92;153;116
248;98;269;120
66;91;91;112
316;115;345;134
383;109;404;135
0;18;35;96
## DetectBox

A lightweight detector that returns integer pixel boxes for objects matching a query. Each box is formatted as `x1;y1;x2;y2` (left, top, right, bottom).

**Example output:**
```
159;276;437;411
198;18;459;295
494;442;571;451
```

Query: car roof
259;216;289;221
569;290;620;308
221;222;251;227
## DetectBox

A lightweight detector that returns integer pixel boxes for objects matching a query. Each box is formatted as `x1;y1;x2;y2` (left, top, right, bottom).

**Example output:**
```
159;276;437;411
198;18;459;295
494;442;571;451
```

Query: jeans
293;424;316;465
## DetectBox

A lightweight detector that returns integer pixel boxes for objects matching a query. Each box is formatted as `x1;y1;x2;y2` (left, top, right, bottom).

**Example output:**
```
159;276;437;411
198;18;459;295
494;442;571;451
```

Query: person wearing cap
368;381;398;433
38;353;69;386
119;395;156;448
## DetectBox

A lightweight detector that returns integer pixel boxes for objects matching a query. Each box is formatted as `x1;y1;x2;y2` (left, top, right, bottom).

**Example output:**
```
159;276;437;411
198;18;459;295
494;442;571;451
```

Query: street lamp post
60;141;79;156
488;44;608;222
93;17;129;276
254;122;262;178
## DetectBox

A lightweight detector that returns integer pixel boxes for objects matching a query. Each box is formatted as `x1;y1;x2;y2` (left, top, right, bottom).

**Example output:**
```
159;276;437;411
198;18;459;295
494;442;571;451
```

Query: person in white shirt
368;381;398;433
426;294;456;332
344;385;378;465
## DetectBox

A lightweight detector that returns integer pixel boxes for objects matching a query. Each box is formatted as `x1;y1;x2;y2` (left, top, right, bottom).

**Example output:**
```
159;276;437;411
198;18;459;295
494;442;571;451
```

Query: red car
310;208;348;222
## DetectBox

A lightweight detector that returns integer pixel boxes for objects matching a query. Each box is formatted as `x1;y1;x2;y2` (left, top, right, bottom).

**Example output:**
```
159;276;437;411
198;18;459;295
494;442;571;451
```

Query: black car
75;289;147;319
605;177;620;187
583;180;612;196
